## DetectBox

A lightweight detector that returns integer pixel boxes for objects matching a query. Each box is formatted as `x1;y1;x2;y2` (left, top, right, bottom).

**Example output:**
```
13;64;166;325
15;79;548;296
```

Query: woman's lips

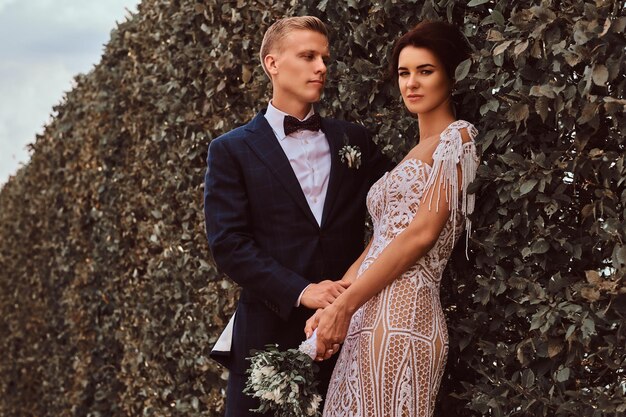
406;94;424;101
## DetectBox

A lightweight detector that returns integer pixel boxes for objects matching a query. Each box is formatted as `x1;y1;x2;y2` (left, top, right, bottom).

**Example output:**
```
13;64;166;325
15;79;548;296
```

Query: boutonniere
339;144;362;169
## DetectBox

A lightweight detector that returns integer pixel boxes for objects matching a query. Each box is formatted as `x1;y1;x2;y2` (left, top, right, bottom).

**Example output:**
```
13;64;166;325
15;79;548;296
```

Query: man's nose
316;57;327;74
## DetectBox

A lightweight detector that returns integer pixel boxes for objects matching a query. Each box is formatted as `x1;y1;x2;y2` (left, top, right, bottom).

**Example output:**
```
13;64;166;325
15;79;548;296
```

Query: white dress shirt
265;102;332;307
264;102;331;225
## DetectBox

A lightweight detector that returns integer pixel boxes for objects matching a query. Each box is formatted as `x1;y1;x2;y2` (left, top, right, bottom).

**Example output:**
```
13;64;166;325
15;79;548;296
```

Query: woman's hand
304;308;323;339
313;301;353;361
304;309;339;361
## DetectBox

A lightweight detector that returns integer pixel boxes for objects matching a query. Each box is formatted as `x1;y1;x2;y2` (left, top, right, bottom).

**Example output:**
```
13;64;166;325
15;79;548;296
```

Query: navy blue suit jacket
203;110;390;413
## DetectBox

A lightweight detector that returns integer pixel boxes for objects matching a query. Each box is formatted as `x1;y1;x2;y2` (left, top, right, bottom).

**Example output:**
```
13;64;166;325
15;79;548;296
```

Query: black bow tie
283;113;321;136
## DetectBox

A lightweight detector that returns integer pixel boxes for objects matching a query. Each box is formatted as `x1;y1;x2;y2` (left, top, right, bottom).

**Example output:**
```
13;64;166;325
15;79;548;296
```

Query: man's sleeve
203;138;310;320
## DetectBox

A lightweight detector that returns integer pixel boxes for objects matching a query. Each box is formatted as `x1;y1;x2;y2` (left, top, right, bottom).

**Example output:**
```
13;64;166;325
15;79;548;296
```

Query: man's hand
300;279;350;309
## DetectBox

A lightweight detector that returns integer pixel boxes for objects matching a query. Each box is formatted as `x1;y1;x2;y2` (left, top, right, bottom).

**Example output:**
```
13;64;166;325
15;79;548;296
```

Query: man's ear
264;54;279;76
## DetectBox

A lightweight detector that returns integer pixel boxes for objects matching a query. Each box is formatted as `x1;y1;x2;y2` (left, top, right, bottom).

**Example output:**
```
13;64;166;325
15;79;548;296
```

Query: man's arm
204;138;345;319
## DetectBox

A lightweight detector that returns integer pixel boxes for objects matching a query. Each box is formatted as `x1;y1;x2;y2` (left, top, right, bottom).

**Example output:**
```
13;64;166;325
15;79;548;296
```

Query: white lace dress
323;120;479;417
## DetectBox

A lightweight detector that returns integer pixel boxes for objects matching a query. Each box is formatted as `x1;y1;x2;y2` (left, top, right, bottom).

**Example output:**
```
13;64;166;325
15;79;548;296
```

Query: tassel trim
423;121;479;259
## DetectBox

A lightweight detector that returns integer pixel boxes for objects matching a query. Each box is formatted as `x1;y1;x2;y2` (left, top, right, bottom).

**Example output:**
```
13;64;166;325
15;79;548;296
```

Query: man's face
267;30;330;106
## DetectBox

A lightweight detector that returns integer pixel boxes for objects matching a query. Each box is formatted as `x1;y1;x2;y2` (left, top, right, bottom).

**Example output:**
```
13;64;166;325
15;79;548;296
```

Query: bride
305;21;479;417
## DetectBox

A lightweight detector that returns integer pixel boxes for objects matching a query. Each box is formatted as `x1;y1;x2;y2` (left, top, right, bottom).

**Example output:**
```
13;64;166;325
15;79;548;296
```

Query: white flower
244;344;322;416
290;382;299;395
306;394;323;416
260;365;277;378
248;363;278;389
339;145;362;169
272;387;284;404
261;390;277;402
249;368;263;386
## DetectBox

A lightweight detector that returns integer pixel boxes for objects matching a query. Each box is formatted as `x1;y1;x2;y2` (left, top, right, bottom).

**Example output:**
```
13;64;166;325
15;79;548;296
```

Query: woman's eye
421;70;433;75
398;71;409;77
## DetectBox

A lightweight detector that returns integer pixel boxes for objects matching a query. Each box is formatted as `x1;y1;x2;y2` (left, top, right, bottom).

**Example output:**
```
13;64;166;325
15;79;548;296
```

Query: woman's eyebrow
397;63;436;71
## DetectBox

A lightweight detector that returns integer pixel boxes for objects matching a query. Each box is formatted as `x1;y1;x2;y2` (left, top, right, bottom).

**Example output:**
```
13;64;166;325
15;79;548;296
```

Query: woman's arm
309;180;453;357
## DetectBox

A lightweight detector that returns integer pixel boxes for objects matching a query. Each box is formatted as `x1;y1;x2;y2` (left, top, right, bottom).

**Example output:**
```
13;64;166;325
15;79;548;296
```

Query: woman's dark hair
388;21;471;81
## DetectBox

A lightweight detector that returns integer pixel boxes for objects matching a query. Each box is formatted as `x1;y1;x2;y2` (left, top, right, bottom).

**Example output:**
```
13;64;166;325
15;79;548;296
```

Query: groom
204;16;390;416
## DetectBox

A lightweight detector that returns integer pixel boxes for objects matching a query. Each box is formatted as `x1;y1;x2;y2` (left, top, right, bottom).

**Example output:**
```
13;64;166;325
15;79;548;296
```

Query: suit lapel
244;112;318;226
320;118;345;228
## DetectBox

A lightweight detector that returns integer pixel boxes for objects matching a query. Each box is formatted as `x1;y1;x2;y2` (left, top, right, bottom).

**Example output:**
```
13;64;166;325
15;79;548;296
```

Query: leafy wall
0;0;624;416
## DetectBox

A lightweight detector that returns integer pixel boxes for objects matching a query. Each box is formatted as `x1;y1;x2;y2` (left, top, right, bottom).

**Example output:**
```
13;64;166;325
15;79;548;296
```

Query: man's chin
304;92;323;103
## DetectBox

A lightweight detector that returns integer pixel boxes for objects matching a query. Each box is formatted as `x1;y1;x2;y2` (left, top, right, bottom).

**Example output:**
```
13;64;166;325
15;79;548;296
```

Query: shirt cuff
295;284;311;307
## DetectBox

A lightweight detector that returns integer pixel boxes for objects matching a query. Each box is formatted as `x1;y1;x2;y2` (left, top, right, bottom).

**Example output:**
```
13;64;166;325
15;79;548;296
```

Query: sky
0;0;140;187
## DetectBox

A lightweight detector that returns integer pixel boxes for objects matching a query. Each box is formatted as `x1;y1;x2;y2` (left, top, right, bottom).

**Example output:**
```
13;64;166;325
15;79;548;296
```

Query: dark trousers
225;372;270;417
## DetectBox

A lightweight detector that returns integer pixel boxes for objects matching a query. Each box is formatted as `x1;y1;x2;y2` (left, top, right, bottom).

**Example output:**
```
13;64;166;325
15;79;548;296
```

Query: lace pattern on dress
323;120;479;417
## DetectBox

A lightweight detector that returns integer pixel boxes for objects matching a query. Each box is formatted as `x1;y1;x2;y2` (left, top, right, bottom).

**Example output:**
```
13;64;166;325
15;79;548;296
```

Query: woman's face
397;46;453;115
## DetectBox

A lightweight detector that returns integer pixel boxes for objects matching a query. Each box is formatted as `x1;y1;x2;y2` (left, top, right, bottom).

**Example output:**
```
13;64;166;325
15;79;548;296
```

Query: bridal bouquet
244;330;322;417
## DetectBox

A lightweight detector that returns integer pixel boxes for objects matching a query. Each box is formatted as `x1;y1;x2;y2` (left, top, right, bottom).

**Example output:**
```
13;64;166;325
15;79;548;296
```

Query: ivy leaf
506;103;529;124
600;18;611;36
493;40;514;56
555;367;570;382
522;369;535;387
241;66;252;84
520;179;538;195
614;16;626;32
514;40;529;56
535;97;550;122
530;85;556;98
454;58;472;82
548;338;563;358
531;239;550;254
581;318;596;340
592;64;609;85
468;0;490;6
487;29;504;41
581;287;600;302
577;102;598;125
491;10;505;26
480;99;500;116
574;28;589;45
613;245;626;271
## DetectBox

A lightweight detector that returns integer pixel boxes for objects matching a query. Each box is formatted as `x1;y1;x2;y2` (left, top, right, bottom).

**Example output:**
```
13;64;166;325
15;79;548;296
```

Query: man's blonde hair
259;16;328;77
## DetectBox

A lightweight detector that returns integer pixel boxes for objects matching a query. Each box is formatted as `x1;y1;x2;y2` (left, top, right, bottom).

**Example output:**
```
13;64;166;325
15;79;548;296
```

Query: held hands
300;279;351;310
304;301;353;361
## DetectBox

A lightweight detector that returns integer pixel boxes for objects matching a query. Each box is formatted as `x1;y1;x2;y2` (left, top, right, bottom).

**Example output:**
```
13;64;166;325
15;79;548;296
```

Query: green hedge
0;0;624;416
